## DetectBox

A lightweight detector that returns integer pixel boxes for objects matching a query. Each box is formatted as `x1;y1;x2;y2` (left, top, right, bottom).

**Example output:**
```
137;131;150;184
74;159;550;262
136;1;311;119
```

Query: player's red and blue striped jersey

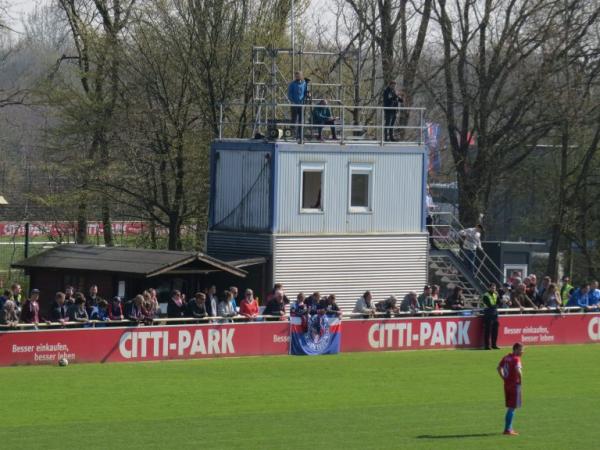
499;354;522;386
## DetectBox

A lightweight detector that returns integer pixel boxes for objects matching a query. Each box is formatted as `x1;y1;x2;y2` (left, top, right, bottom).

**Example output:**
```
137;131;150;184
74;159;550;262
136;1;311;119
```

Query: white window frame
299;162;325;213
348;163;373;213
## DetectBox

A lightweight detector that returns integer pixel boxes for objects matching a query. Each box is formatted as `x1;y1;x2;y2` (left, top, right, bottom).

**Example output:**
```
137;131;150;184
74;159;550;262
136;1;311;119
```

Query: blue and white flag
289;315;341;355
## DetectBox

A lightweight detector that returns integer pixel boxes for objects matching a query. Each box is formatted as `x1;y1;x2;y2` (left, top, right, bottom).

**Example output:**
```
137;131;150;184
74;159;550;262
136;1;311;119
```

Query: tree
345;0;432;119
55;0;136;245
429;0;600;227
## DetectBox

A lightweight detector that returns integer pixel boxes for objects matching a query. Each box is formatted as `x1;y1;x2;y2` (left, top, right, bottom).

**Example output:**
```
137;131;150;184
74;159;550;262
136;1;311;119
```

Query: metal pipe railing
217;101;426;145
1;306;594;332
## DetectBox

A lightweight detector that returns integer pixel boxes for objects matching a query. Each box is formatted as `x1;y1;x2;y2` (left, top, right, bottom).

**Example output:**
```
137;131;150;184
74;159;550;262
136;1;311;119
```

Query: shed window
349;164;373;212
301;164;324;212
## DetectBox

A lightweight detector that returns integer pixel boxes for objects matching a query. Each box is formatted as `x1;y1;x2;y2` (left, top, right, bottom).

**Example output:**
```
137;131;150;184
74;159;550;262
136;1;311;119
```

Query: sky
5;0;333;36
5;0;43;35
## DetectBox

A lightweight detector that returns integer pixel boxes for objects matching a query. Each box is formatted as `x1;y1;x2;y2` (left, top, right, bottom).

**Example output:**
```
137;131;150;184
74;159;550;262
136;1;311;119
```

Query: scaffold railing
217;101;427;146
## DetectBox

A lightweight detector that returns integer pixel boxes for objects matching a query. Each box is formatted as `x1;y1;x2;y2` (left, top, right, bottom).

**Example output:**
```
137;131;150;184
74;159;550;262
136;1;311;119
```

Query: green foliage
0;345;599;449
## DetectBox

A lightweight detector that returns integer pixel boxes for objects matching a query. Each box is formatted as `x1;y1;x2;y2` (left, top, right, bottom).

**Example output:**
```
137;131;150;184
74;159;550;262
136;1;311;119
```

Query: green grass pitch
1;344;599;449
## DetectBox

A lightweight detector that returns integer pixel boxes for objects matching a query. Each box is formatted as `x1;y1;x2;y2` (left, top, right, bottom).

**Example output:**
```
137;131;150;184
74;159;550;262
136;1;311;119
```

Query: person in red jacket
239;289;259;320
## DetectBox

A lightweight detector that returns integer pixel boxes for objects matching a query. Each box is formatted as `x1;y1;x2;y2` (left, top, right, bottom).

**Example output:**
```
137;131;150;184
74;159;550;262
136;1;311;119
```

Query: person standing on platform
287;71;308;139
382;80;402;141
482;283;500;350
497;343;524;436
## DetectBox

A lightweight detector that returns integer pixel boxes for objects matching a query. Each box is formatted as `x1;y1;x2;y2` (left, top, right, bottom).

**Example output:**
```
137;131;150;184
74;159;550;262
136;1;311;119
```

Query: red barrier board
0;314;599;366
0;322;290;366
341;316;483;351
497;313;600;346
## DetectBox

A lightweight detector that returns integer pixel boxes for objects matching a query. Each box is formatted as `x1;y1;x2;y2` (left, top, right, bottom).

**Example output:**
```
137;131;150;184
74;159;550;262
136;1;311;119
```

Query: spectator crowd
0;274;598;329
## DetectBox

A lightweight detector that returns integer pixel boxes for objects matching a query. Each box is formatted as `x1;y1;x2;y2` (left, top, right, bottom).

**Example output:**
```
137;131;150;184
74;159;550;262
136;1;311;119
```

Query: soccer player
497;342;524;436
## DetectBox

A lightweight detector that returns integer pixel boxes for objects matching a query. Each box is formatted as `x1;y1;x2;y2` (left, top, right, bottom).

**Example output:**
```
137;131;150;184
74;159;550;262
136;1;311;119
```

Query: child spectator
68;296;89;324
109;297;124;320
90;299;110;322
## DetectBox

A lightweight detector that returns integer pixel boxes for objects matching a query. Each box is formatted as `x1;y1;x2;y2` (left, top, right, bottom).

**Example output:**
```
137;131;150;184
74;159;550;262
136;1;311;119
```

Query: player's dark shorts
504;384;522;409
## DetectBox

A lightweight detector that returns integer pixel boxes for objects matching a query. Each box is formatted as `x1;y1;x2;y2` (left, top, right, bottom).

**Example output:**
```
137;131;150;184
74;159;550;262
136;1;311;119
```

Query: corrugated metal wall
273;234;428;312
207;231;273;260
275;146;425;234
212;145;272;232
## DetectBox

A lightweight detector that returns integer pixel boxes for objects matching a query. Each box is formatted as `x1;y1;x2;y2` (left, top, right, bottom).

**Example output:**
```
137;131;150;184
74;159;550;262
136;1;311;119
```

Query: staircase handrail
430;211;504;292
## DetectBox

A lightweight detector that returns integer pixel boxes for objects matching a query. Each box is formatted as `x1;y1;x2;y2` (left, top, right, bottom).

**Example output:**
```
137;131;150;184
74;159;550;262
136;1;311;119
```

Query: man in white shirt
459;224;483;274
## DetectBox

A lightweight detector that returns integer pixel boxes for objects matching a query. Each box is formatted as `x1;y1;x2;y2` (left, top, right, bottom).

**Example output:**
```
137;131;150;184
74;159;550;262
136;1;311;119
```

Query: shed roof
11;244;248;278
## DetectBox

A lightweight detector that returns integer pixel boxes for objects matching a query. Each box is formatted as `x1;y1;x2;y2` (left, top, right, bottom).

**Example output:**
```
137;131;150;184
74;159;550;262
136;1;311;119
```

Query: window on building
301;164;324;211
349;164;373;212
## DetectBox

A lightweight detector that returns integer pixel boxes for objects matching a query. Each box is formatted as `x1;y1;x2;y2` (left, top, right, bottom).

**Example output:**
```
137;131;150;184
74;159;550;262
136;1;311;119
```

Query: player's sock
504;408;515;431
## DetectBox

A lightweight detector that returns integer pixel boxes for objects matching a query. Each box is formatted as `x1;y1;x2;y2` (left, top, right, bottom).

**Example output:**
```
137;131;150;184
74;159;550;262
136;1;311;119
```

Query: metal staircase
429;212;504;306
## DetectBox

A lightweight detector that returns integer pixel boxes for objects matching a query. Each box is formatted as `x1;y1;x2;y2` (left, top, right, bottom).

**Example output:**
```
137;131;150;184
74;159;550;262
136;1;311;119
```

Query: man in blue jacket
288;71;307;139
568;283;598;309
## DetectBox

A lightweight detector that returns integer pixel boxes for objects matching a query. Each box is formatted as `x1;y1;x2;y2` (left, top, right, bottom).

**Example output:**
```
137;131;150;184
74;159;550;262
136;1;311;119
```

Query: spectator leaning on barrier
445;286;466;310
290;293;308;317
569;283;598;310
21;289;43;324
167;290;187;318
511;284;537;310
524;276;538;304
375;296;399;317
541;283;561;309
482;283;500;350
187;293;208;319
263;290;286;319
142;290;158;320
69;296;89;323
325;294;343;318
217;290;237;322
400;291;420;313
418;285;435;311
353;291;376;317
588;281;600;308
536;276;551;306
109;297;124;320
305;291;321;316
49;292;69;324
126;295;146;323
431;284;443;309
560;276;574;306
0;300;19;327
90;299;110;322
239;289;259;320
498;283;512;308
